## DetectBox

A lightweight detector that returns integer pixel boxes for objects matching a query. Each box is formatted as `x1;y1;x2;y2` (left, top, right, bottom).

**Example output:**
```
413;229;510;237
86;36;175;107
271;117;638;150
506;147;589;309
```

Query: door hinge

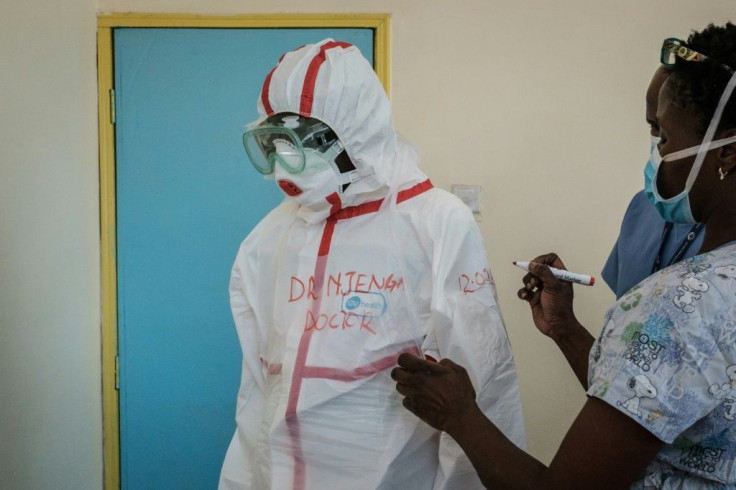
109;89;116;124
115;355;120;391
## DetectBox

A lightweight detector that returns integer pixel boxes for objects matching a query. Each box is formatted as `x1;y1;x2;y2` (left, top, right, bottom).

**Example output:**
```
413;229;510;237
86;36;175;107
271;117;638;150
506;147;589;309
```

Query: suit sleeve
219;245;266;490
424;204;527;490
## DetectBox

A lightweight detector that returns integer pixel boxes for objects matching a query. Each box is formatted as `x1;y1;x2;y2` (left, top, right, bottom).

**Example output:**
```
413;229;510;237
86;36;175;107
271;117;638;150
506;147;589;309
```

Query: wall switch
451;184;482;215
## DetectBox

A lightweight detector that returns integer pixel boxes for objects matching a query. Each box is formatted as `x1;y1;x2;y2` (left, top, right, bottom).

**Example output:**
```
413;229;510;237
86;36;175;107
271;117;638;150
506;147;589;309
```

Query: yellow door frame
96;13;390;489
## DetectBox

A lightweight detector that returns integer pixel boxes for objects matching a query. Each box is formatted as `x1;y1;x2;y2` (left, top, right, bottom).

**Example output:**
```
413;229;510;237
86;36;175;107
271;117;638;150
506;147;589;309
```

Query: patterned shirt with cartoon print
588;243;736;489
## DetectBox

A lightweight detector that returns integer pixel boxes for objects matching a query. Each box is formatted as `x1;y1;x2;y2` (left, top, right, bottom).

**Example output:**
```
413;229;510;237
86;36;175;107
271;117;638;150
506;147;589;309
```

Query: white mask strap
335;169;360;185
663;134;736;162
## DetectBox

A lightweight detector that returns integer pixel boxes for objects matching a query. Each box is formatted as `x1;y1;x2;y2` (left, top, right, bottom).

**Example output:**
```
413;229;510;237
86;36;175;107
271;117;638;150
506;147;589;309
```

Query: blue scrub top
602;190;705;299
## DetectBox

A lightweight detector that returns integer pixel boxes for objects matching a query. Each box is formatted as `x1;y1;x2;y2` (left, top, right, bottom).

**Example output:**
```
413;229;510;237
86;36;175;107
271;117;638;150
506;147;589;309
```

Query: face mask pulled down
645;134;736;224
645;69;736;224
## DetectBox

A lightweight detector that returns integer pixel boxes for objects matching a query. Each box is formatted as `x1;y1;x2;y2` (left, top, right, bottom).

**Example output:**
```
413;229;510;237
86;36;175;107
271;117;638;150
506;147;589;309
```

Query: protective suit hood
255;39;427;215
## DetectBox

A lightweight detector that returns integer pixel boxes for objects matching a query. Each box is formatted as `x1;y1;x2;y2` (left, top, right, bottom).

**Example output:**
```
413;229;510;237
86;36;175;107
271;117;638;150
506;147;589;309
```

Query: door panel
114;28;374;489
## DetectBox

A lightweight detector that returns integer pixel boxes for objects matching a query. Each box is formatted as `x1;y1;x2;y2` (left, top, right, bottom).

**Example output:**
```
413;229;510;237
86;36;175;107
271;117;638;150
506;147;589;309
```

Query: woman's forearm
446;404;547;489
550;320;595;390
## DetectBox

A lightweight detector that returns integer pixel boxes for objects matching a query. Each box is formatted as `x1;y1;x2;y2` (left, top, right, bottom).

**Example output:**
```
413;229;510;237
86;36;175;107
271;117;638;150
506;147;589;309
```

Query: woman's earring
719;166;728;181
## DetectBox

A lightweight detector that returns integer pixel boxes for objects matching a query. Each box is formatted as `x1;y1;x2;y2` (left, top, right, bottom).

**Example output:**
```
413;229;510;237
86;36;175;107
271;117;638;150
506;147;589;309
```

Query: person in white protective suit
219;39;526;490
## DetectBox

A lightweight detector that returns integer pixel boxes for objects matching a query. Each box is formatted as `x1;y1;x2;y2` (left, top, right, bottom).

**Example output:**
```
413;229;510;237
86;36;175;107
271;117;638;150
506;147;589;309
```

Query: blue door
114;28;374;489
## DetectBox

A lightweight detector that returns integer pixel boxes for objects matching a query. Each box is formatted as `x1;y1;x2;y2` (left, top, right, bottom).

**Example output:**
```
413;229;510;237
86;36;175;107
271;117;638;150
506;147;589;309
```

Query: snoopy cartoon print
618;374;658;418
673;273;709;313
714;264;736;280
709;364;736;420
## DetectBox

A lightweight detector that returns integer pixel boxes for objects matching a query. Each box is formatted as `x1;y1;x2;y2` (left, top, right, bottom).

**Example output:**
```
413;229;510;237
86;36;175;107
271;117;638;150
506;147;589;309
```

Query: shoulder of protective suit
239;200;297;248
416;187;474;217
400;187;478;239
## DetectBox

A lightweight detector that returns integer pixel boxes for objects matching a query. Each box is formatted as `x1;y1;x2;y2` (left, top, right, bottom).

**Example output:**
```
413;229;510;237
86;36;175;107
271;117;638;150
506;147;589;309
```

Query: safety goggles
243;114;340;175
660;38;734;74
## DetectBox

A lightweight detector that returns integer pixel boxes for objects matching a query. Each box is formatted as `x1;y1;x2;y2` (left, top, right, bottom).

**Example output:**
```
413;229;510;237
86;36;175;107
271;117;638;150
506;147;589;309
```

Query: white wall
0;0;101;488
1;0;733;488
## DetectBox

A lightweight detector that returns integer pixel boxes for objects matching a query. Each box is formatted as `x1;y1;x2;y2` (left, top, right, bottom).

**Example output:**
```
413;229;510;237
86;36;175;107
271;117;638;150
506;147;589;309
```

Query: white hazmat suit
220;39;526;490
